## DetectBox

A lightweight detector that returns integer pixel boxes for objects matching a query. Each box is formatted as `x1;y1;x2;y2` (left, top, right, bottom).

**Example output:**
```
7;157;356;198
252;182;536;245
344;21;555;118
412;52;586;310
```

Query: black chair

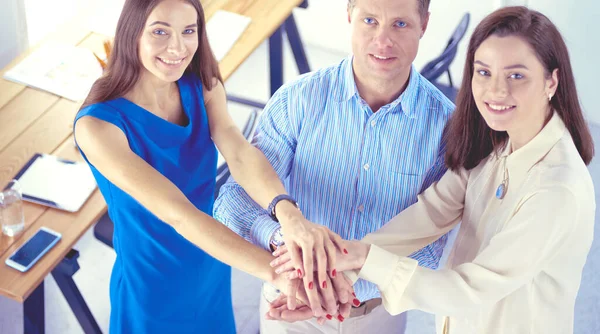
93;109;261;249
420;13;470;102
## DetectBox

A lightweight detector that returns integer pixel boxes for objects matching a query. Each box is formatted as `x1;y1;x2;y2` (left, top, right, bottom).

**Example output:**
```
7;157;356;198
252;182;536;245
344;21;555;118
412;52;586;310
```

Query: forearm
227;142;289;209
214;182;284;252
121;173;277;283
226;142;304;225
175;202;277;283
214;182;266;240
357;245;491;317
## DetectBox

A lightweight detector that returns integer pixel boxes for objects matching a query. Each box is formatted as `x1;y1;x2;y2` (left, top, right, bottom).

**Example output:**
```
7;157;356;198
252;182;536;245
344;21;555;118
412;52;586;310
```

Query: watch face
272;229;285;246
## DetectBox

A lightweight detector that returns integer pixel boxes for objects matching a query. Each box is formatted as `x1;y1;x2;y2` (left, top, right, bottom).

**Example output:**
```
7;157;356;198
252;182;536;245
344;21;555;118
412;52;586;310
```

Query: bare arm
204;80;298;215
74;116;278;283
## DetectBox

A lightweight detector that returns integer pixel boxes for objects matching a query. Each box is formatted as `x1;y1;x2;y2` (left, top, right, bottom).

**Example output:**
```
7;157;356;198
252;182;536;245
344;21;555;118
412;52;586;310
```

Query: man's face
348;0;428;82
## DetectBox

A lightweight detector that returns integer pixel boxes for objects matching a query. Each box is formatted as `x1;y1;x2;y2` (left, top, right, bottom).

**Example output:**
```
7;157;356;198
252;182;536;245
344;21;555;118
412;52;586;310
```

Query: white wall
0;0;28;69
23;0;83;45
526;0;600;124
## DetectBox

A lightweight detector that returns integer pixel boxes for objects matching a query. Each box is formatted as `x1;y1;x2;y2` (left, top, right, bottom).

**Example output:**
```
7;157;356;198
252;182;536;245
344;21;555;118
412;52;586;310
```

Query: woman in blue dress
74;0;353;332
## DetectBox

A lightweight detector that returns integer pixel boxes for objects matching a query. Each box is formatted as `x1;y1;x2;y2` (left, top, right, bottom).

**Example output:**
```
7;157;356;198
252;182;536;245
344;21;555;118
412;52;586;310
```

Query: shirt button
370;120;376;127
363;163;370;171
357;204;364;212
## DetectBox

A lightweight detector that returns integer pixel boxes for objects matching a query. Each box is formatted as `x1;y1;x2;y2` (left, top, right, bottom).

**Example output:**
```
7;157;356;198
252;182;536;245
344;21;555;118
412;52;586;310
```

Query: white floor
1;30;600;334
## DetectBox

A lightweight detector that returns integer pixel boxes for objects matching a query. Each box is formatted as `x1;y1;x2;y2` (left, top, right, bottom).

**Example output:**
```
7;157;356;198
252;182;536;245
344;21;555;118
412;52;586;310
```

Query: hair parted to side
347;0;431;21
444;6;594;170
81;0;222;109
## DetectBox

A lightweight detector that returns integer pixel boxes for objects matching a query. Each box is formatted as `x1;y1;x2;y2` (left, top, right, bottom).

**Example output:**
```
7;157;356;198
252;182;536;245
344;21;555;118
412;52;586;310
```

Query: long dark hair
81;0;222;109
445;6;594;170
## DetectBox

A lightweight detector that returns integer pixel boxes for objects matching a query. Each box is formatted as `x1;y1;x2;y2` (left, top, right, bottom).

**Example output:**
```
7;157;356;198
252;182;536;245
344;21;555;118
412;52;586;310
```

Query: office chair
93;109;261;249
420;13;470;102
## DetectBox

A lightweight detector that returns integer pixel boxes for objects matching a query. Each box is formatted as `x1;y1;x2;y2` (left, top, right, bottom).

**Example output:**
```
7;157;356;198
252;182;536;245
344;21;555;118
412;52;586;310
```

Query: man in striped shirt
214;0;454;332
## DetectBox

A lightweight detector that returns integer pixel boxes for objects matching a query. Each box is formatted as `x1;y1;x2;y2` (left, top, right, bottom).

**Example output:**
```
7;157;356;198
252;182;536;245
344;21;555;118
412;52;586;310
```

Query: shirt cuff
250;214;280;251
358;244;418;293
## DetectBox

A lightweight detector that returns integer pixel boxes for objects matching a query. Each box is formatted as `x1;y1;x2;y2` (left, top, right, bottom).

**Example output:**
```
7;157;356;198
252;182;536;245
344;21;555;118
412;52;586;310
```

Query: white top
351;113;595;333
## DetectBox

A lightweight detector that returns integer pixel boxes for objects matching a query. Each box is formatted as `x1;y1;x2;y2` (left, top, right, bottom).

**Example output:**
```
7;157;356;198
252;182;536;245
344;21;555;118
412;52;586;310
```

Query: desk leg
229;11;311;107
24;281;45;334
284;14;311;75
51;249;102;334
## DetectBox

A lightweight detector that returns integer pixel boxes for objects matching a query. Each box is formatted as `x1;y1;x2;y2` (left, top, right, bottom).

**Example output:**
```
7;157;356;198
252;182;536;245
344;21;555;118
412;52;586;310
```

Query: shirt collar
499;112;567;187
339;55;359;102
338;56;421;118
396;66;421;117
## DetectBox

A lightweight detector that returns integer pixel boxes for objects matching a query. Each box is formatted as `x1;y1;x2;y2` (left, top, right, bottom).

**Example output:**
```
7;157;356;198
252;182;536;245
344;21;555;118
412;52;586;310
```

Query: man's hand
265;294;315;323
265;287;355;325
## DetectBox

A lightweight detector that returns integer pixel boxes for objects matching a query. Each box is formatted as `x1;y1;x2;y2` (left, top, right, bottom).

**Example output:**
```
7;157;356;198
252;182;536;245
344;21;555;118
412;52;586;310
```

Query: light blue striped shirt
214;56;455;301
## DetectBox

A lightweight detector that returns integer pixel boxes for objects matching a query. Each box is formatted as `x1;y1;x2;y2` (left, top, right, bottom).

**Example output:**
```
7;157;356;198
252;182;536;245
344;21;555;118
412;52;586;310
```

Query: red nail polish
331;269;337;277
337;314;345;322
353;298;361;307
326;314;333;320
309;281;314;290
343;249;349;254
322;281;327;289
297;269;303;278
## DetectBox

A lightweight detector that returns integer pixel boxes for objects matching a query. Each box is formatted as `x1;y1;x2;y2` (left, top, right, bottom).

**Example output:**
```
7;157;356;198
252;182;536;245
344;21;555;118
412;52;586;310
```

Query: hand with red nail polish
266;269;356;324
274;209;352;315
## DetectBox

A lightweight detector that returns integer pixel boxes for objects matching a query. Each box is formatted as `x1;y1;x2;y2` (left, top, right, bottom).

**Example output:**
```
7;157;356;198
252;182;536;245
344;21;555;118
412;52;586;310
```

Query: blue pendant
496;183;506;199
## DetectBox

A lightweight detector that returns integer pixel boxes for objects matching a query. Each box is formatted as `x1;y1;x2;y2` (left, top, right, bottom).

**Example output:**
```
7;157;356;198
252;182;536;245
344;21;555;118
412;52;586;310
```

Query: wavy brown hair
81;0;221;109
445;6;594;170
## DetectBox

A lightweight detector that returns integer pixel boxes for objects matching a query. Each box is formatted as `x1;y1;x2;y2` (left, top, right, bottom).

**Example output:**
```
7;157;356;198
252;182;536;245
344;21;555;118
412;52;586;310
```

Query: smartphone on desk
5;227;62;272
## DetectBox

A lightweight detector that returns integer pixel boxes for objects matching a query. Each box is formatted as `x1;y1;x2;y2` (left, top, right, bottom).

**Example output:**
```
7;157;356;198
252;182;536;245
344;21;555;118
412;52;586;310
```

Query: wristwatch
267;194;299;222
269;228;285;251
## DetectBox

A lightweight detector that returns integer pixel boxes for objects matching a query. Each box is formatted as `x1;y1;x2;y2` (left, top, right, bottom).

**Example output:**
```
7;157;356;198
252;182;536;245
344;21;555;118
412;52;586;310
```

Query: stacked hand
268;240;371;324
275;207;348;315
269;269;357;324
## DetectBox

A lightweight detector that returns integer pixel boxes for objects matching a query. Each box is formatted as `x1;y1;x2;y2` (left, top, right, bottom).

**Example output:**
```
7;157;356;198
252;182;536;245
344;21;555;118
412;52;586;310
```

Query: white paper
17;155;97;212
3;44;103;101
206;10;252;61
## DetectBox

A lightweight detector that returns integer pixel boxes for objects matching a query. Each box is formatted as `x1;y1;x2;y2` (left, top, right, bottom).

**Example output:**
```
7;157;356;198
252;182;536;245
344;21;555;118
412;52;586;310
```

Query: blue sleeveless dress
74;73;235;333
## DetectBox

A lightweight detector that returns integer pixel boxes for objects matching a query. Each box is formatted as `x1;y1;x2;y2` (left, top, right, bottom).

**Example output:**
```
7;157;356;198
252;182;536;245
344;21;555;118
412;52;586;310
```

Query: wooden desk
0;0;305;332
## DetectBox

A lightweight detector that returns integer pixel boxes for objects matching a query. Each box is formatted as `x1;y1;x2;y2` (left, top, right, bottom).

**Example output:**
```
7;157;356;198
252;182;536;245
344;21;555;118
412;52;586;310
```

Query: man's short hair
347;0;431;21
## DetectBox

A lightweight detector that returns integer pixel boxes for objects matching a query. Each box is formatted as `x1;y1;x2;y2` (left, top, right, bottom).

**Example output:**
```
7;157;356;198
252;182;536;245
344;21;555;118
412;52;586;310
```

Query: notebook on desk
9;154;97;212
2;44;103;101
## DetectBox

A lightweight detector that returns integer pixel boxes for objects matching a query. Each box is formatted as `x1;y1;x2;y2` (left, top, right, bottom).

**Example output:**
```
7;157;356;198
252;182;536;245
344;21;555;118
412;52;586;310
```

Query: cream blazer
351;113;595;333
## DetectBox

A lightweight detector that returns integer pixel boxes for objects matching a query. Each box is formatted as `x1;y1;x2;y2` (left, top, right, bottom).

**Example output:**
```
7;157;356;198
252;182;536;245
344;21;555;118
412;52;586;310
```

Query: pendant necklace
496;158;509;200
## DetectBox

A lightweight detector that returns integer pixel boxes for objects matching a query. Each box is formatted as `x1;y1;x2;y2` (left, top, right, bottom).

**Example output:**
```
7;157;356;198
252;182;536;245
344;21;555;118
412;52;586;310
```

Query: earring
548;94;553;102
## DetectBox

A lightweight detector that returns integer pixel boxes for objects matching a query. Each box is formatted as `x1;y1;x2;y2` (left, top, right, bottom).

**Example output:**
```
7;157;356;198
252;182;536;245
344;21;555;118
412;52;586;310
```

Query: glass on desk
1;180;25;237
